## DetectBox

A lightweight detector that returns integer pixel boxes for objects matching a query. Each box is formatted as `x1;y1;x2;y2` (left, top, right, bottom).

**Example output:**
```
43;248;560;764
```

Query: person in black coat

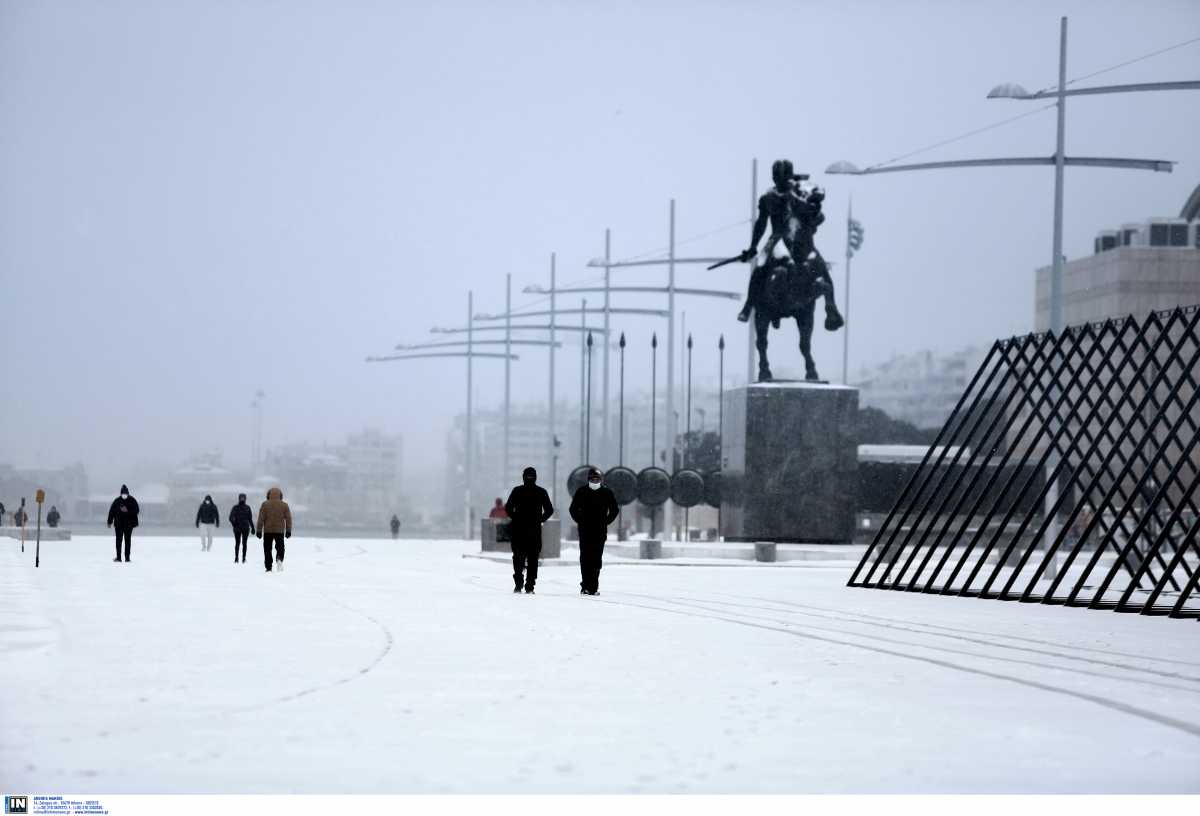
196;495;220;552
106;484;140;562
47;506;61;528
503;466;554;594
569;467;620;595
228;493;255;564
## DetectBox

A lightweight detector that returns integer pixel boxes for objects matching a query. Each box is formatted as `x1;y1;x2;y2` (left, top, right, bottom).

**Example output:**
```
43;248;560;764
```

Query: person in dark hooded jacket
106;485;139;562
503;466;554;593
228;493;255;563
195;495;219;552
569;467;620;595
256;486;292;572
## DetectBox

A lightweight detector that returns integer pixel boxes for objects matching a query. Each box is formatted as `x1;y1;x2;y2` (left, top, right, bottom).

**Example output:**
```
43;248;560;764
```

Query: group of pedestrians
502;465;619;595
105;485;292;571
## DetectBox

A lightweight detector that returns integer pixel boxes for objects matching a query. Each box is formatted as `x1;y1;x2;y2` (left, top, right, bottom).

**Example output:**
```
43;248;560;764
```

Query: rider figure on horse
736;158;844;332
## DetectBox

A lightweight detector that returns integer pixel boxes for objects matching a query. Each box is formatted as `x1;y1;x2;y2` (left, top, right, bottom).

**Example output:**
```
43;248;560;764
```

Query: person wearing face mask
228;493;255;563
503;467;554;594
569;467;620;596
106;484;140;563
195;494;220;552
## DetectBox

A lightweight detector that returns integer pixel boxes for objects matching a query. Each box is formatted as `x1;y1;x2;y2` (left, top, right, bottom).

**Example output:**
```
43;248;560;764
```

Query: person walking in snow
228;493;255;563
504;467;554;594
47;505;61;528
106;484;139;562
256;486;292;572
569;467;619;595
390;514;401;539
195;494;219;551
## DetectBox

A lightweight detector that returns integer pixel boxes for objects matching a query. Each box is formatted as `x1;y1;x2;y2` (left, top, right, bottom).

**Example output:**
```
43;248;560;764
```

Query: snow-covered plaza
2;535;1198;794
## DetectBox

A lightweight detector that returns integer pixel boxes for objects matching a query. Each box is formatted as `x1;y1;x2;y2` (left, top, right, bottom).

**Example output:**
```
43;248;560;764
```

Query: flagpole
843;197;852;384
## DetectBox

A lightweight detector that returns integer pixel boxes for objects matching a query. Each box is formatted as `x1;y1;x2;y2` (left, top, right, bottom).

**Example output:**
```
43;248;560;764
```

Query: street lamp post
586;331;594;463
718;333;725;538
619;332;626;465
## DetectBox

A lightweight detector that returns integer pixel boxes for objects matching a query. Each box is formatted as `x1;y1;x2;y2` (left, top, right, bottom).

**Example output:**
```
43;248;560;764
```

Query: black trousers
234;529;250;561
114;527;132;561
580;538;606;592
263;533;285;570
512;542;541;589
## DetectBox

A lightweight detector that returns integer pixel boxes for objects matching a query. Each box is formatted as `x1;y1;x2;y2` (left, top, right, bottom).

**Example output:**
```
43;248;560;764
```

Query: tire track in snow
578;592;1200;739
458;571;1200;739
619;591;1200;685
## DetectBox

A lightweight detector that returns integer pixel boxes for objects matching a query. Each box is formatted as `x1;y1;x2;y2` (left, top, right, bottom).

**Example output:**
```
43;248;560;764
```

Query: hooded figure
256;486;292;572
389;514;401;538
488;498;508;519
503;467;554;593
196;494;220;552
569;467;620;595
46;505;61;528
228;493;256;564
106;484;139;562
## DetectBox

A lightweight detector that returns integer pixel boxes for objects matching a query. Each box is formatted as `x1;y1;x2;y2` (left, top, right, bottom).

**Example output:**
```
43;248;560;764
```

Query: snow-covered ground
2;535;1198;794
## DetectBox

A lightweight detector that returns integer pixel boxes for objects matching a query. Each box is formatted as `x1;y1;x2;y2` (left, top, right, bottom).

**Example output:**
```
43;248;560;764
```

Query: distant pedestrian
0;501;6;526
569;467;619;595
47;506;61;528
106;484;139;563
390;514;401;539
228;493;255;563
488;498;508;519
196;495;219;551
13;504;28;528
256;486;292;572
503;467;553;594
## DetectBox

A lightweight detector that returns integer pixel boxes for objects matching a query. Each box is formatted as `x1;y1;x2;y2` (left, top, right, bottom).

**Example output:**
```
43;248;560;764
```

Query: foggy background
1;0;1197;510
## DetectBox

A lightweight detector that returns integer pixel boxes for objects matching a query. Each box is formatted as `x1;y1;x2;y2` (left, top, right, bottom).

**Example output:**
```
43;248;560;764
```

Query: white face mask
588;481;601;490
120;492;128;498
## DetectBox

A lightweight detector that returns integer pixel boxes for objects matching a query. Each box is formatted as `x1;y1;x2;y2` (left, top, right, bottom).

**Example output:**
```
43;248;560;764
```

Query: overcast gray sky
2;0;1198;498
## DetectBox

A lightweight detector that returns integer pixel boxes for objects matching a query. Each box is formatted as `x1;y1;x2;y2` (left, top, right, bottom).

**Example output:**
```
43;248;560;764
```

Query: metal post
667;199;677;540
1045;16;1069;574
619;332;626;465
586;332;594;463
550;253;557;509
579;299;587;463
603;228;612;467
651;333;658;466
718;334;725;539
685;332;693;538
505;273;512;488
651;332;658;537
1051;17;1067;335
465;290;474;541
35;499;42;568
747;158;757;386
843;199;853;384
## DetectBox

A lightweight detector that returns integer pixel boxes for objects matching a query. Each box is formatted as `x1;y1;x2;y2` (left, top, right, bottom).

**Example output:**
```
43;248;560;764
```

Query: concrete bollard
639;539;662;560
754;541;777;562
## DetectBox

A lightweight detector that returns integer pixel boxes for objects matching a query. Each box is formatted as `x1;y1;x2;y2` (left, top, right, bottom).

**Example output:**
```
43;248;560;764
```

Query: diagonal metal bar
966;322;1177;597
847;344;1005;585
866;334;1042;588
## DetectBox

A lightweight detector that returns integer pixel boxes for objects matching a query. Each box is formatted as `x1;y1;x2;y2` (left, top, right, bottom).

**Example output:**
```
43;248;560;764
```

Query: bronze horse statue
751;202;841;382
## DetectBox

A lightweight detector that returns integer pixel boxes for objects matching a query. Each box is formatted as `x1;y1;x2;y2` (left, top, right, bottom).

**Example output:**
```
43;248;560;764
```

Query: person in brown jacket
256;486;293;572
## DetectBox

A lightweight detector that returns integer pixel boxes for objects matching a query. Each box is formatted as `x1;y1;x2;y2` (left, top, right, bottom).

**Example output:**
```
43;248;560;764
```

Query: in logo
4;796;28;814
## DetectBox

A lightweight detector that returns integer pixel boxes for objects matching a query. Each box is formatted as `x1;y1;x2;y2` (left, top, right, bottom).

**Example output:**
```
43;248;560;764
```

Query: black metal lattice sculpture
849;305;1200;619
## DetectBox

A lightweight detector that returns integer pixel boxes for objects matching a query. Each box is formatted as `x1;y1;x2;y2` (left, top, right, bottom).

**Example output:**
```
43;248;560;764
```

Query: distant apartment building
263;429;403;526
0;462;89;524
853;346;988;431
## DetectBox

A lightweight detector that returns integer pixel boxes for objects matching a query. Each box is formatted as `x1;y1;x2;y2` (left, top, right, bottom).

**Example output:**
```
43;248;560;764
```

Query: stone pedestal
721;382;858;543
